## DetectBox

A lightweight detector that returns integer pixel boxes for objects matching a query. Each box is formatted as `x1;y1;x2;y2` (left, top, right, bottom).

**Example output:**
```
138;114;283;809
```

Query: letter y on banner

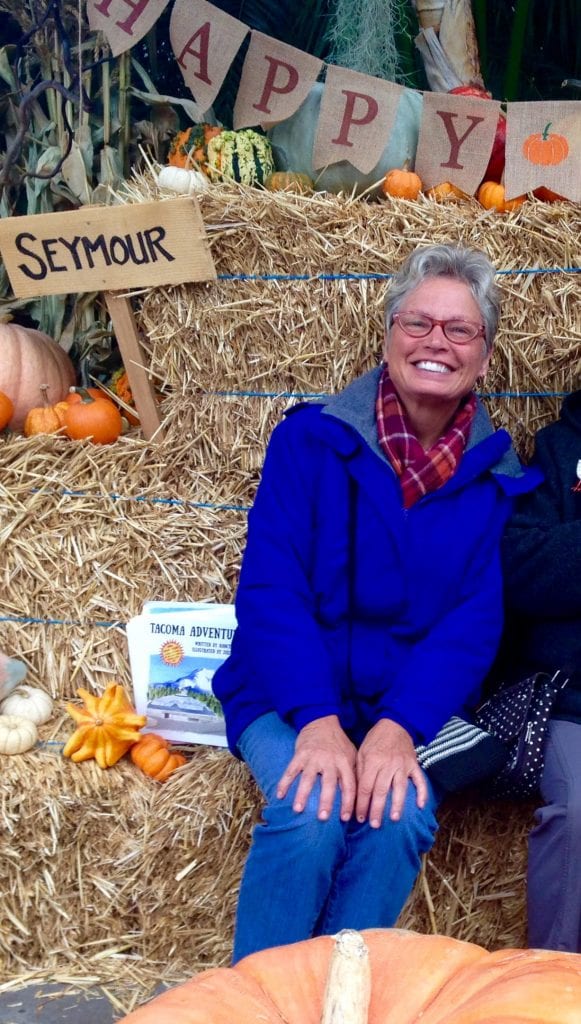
313;66;403;174
88;0;171;56
234;32;323;129
170;0;248;111
415;91;500;193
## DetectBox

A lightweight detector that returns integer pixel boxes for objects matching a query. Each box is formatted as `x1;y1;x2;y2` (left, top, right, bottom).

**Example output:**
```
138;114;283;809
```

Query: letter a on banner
415;92;500;193
169;0;248;111
313;66;403;174
88;0;171;56
233;32;323;129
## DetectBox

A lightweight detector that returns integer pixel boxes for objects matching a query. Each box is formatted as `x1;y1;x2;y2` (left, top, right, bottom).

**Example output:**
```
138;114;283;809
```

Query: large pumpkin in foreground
0;323;76;431
119;928;581;1023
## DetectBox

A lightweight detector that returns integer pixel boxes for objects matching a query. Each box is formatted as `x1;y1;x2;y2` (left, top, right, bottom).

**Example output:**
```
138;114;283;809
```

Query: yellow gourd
63;682;146;769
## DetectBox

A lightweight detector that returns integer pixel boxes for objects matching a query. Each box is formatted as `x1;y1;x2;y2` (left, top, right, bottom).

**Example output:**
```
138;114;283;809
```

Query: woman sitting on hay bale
502;390;581;953
212;243;539;962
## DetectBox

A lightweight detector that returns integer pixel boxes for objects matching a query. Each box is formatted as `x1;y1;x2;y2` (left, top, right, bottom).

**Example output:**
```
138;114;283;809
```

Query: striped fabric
415;716;491;770
376;365;477;508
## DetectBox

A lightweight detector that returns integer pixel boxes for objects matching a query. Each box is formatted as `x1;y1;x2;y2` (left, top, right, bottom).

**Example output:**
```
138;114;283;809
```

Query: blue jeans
233;712;440;963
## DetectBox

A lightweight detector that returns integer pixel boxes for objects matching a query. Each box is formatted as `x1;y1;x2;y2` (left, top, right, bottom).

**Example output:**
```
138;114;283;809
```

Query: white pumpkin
0;715;38;754
1;685;54;725
157;166;210;195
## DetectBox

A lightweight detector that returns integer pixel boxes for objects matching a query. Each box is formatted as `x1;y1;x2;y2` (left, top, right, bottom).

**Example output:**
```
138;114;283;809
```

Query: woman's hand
276;715;357;822
356;719;428;828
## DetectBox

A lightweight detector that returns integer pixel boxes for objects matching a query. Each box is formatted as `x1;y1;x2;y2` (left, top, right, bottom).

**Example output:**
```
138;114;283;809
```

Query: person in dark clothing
502;390;581;953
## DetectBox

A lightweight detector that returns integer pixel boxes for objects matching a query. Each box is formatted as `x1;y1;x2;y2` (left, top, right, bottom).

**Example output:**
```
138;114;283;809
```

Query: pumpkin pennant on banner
504;101;581;202
169;0;249;113
87;0;172;57
233;32;323;130
415;91;501;193
313;66;404;175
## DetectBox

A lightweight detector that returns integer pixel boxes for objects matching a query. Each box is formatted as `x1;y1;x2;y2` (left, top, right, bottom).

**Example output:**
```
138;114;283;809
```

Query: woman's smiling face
384;276;491;414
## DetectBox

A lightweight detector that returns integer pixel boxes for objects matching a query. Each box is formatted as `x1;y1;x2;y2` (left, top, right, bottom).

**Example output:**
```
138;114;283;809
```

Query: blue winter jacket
213;367;541;754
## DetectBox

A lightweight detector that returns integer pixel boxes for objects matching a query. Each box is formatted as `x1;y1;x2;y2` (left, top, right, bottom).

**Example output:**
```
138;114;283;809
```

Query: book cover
126;603;236;747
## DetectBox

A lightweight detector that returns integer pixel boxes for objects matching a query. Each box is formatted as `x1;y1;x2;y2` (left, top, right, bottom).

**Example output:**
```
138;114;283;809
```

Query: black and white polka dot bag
474;669;570;799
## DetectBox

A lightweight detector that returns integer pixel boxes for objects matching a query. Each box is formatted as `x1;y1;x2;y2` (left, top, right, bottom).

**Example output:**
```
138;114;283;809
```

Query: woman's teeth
415;361;451;374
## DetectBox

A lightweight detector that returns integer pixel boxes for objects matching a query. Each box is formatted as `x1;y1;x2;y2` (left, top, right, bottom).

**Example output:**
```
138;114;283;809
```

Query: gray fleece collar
320;366;526;481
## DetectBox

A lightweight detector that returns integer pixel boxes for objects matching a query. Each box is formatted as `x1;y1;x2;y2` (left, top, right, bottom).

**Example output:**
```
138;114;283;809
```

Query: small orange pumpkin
130;732;187;782
477;181;526;213
425;181;469;201
522;123;569;166
63;388;123;445
382;162;422;200
264;172;314;194
23;385;63;436
0;390;14;431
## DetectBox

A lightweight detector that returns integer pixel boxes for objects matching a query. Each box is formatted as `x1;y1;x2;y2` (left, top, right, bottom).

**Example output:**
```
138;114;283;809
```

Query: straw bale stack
0;177;579;1012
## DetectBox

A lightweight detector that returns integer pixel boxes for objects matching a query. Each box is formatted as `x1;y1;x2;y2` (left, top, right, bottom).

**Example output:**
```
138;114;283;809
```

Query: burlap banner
415;91;500;192
169;0;248;113
87;0;171;57
313;66;403;175
233;32;323;130
504;101;581;202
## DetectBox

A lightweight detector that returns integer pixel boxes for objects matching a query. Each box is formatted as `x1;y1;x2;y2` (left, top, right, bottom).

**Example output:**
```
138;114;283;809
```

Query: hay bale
1;179;578;1005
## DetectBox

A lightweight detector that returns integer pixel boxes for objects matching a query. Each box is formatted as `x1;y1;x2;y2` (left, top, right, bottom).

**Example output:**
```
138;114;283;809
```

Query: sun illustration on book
160;640;185;666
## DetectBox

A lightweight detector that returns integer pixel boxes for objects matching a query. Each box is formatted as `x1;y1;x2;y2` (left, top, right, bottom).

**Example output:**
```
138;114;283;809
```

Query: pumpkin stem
542;122;552;140
69;386;98;405
40;384;51;406
320;930;371;1024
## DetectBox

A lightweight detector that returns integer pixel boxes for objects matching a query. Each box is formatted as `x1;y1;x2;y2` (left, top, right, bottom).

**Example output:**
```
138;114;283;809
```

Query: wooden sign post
0;197;217;440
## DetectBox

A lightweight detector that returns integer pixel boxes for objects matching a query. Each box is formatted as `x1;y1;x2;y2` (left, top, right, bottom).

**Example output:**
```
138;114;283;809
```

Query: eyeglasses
391;312;485;344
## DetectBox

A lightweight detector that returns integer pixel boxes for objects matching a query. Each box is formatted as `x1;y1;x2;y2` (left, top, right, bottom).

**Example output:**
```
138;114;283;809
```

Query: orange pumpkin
130;732;187;781
382;163;422;200
425;181;469;201
168;124;223;173
0;390;14;431
0;323;76;431
117;928;581;1024
523;123;569;166
23;385;64;436
264;172;314;194
63;388;123;445
477;181;526;213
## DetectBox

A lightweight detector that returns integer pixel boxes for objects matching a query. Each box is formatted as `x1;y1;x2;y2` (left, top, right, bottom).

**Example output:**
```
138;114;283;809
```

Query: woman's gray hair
384;244;501;352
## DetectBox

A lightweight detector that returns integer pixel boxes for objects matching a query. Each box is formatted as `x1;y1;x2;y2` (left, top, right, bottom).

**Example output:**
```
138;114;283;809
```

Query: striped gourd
206;129;274;186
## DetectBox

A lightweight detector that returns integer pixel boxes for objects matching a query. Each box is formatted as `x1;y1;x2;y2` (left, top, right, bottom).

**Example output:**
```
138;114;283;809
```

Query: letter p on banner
313;67;403;174
233;32;322;129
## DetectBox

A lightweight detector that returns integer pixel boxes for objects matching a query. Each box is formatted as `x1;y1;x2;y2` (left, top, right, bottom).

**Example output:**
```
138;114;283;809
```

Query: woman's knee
383;782;439;850
260;783;346;850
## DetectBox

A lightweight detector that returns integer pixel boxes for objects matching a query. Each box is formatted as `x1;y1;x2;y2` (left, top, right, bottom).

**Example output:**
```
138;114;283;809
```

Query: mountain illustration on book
147;659;224;722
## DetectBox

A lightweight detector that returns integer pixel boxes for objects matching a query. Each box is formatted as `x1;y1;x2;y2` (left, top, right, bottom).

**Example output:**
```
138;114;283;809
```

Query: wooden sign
0;198;217;441
0;197;216;298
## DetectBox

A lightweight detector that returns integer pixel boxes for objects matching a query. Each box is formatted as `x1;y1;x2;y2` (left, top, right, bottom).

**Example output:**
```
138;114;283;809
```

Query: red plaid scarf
376;365;477;509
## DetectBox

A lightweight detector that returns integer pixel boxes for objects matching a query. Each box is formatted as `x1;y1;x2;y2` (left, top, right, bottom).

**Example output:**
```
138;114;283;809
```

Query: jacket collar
318;365;532;486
